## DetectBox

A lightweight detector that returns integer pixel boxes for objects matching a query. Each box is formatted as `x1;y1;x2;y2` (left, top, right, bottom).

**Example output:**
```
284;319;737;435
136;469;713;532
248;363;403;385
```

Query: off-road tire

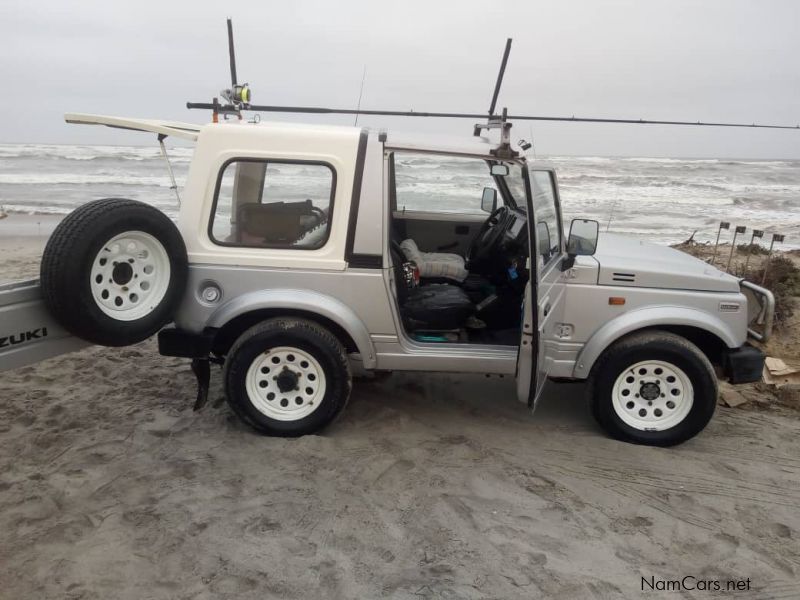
588;331;717;446
224;318;352;437
40;198;188;346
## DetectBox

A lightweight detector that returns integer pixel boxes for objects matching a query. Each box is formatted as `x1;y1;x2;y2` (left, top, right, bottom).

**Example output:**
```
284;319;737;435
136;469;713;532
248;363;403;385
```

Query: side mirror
490;164;509;176
562;219;599;271
481;187;498;213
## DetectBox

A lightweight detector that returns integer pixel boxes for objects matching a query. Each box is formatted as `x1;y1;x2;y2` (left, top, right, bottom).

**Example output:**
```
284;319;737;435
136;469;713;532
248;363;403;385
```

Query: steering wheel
467;205;509;267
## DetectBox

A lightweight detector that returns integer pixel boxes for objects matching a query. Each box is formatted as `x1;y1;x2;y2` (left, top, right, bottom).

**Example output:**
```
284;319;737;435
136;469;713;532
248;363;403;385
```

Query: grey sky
2;0;799;158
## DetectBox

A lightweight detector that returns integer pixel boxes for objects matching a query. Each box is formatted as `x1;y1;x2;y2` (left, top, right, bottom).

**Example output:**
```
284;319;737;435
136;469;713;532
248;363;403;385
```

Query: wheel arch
207;290;375;367
573;307;739;379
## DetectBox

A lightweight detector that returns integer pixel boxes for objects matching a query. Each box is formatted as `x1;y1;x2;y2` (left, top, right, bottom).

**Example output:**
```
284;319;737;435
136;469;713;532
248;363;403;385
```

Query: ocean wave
617;157;796;167
545;156;613;163
0;144;194;163
0;173;184;187
556;173;734;191
1;203;179;219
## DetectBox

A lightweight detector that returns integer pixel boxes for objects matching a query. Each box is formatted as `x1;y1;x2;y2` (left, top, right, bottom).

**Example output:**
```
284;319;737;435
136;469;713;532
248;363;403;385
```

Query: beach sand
1;219;798;598
0;214;61;283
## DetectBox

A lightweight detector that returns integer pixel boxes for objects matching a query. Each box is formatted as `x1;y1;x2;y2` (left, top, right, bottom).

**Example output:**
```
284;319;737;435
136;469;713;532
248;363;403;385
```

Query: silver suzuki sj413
0;112;773;446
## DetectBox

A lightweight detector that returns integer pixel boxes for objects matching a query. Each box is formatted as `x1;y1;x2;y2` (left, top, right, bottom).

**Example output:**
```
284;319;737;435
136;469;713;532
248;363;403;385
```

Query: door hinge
555;324;573;339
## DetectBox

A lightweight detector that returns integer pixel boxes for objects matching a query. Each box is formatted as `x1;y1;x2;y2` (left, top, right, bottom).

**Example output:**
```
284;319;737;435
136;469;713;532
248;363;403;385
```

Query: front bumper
740;280;775;342
723;343;765;384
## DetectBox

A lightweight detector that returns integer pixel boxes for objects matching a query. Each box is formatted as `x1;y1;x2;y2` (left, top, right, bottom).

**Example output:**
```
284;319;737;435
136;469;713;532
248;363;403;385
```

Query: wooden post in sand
712;221;730;266
726;225;746;273
743;229;763;277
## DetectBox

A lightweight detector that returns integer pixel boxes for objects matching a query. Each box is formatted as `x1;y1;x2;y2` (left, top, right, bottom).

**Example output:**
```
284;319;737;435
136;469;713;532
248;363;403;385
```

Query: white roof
64;113;202;141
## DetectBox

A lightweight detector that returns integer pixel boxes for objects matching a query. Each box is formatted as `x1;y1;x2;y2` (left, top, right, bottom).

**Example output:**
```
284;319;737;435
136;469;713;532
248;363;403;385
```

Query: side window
531;171;562;265
393;153;502;215
211;160;335;249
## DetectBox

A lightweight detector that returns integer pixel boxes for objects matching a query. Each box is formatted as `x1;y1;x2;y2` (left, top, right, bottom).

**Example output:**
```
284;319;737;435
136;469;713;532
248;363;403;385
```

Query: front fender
208;289;376;368
572;306;741;379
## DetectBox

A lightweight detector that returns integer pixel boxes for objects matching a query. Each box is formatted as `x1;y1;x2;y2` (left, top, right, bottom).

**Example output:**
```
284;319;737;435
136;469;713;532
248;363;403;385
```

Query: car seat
391;244;474;331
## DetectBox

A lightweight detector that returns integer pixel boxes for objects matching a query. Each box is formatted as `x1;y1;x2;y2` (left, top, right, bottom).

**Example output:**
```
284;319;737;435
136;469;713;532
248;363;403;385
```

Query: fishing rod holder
474;108;518;159
186;98;242;122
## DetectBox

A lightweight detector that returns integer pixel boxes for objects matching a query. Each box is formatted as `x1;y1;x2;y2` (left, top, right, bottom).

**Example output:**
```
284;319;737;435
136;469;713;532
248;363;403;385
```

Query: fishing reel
221;84;251;108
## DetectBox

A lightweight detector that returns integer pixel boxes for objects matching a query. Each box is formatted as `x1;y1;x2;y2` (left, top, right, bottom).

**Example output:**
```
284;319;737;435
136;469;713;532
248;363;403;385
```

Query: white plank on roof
64;113;202;141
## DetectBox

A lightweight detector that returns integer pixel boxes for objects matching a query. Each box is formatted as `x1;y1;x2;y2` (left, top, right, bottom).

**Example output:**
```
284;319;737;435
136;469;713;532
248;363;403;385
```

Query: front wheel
588;331;717;446
224;319;352;437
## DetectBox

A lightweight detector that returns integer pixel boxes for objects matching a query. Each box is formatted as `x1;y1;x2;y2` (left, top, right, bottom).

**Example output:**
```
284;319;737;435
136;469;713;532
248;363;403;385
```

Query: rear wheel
224;319;352;437
588;331;717;446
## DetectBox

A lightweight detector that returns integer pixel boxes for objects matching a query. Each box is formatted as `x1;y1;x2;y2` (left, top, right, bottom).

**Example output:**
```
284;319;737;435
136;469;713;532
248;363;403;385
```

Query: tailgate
0;279;90;374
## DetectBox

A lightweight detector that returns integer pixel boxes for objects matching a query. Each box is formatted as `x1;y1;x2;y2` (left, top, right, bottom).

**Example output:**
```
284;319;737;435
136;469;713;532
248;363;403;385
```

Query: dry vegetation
755;255;800;325
672;239;800;331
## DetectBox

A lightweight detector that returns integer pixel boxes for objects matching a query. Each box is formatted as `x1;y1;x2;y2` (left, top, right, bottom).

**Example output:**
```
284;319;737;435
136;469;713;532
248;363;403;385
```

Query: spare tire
40;198;188;347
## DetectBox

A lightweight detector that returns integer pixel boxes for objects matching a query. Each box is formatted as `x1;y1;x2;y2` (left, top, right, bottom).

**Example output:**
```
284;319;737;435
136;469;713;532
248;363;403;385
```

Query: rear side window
210;160;336;249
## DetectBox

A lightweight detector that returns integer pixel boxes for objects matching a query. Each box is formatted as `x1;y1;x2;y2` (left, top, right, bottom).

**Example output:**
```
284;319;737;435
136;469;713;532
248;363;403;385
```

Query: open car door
516;167;567;410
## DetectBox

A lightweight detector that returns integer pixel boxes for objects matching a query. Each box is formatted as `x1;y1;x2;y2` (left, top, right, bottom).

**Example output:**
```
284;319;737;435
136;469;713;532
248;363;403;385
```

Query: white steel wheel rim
245;346;327;421
90;231;171;322
611;360;694;431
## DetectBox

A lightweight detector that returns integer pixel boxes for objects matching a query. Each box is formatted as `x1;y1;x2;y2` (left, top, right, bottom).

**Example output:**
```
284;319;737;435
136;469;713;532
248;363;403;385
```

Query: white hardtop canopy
64;113;202;141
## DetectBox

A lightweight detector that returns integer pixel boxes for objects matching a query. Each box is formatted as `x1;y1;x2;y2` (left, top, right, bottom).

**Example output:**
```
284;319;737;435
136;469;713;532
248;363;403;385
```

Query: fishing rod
208;18;251;122
185;101;800;131
188;21;800;133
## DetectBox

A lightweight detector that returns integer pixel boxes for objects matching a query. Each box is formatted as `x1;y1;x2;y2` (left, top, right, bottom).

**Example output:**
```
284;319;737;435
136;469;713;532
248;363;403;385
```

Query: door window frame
386;150;522;215
529;168;565;271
